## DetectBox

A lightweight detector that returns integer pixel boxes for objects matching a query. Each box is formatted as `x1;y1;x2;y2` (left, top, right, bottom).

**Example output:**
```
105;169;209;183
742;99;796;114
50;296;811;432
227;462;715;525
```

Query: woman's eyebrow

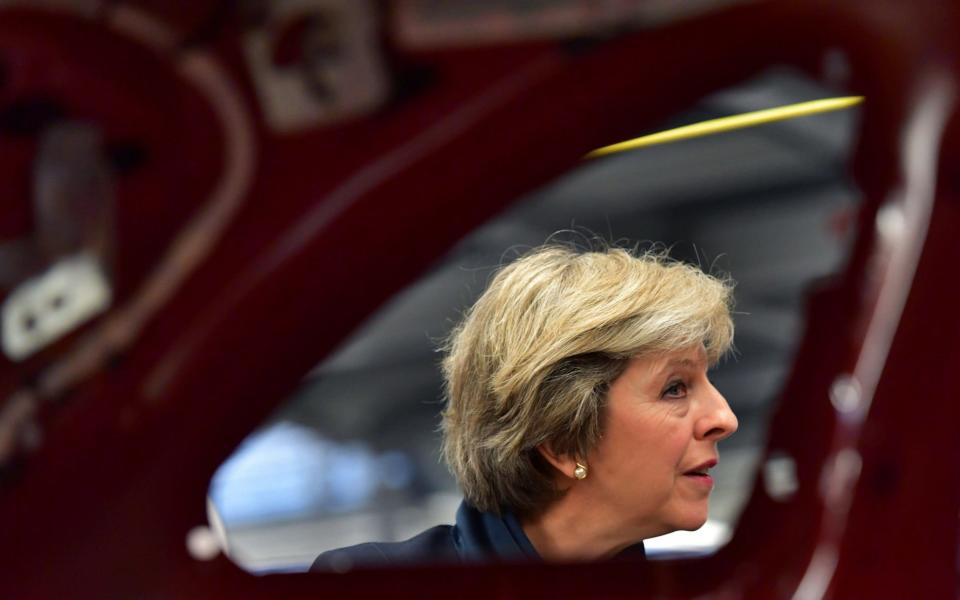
659;357;703;374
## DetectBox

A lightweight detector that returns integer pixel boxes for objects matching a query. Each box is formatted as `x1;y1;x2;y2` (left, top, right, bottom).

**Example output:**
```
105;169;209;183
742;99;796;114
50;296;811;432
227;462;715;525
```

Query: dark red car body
0;1;957;597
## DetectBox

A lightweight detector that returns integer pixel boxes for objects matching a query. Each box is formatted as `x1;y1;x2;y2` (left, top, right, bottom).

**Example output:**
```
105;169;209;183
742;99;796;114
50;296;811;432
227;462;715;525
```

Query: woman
312;244;737;570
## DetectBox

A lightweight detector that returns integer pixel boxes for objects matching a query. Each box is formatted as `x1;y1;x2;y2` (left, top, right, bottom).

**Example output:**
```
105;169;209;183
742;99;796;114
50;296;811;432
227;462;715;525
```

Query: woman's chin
669;508;710;532
681;517;709;532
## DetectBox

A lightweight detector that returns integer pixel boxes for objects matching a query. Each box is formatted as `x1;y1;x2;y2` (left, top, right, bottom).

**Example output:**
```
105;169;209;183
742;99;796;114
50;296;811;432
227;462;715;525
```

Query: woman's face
585;345;738;539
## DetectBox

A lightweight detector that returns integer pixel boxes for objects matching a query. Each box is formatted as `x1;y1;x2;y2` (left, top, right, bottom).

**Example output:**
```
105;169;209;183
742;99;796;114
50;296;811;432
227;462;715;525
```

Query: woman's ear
535;442;579;480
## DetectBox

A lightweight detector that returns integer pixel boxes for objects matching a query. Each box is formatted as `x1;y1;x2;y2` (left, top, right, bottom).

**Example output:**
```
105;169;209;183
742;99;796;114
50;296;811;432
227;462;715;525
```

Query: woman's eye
662;381;687;399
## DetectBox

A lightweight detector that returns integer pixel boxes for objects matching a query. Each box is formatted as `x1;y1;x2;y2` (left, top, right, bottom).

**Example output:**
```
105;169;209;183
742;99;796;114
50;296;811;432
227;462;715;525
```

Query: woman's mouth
682;459;717;487
683;471;714;487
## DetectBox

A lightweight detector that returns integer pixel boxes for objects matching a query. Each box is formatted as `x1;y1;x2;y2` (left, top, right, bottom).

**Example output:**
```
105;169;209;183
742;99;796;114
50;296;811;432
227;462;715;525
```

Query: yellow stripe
585;96;864;159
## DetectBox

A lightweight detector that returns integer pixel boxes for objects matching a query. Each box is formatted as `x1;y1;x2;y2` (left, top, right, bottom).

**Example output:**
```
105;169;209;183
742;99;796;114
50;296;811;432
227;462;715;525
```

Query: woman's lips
683;472;714;488
682;458;717;488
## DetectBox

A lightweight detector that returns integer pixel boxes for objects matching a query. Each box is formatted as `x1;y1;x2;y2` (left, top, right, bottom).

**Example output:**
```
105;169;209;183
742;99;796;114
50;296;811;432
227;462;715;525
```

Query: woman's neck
519;493;646;562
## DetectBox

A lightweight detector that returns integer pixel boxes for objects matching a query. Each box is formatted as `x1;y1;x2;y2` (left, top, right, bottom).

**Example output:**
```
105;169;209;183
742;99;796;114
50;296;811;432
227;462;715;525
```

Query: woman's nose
697;384;738;441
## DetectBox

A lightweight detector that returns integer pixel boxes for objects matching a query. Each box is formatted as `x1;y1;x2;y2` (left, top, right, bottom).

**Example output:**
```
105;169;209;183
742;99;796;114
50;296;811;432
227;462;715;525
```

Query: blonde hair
440;244;734;515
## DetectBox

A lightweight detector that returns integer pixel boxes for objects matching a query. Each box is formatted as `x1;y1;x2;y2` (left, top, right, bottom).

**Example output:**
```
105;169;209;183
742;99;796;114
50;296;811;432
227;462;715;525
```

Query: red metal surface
0;1;957;597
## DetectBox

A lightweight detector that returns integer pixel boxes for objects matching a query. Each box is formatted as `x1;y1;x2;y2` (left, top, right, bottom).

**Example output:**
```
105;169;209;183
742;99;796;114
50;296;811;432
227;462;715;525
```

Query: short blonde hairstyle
440;244;734;515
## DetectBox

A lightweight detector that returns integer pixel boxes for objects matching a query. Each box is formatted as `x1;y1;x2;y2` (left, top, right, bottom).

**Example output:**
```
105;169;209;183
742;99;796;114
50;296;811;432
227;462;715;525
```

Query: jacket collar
452;500;645;562
453;501;539;561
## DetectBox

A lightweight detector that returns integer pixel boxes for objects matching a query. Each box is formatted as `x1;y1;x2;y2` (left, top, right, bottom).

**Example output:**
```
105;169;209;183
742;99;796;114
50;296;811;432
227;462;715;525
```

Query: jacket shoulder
310;524;457;571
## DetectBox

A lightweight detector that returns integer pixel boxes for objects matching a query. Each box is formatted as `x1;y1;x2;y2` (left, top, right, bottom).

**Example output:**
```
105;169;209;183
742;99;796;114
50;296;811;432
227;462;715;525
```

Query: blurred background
1;1;956;598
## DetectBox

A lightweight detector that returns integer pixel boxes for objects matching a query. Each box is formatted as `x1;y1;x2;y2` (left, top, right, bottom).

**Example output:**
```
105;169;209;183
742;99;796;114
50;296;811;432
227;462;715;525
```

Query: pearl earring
574;463;588;480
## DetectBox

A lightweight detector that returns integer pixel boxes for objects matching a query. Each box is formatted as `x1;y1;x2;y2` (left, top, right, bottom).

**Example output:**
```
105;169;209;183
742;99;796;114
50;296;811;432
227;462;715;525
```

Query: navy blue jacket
310;501;645;571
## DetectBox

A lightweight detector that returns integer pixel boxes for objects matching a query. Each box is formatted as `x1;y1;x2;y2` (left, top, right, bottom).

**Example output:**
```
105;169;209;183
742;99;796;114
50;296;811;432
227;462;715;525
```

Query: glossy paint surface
0;1;957;597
